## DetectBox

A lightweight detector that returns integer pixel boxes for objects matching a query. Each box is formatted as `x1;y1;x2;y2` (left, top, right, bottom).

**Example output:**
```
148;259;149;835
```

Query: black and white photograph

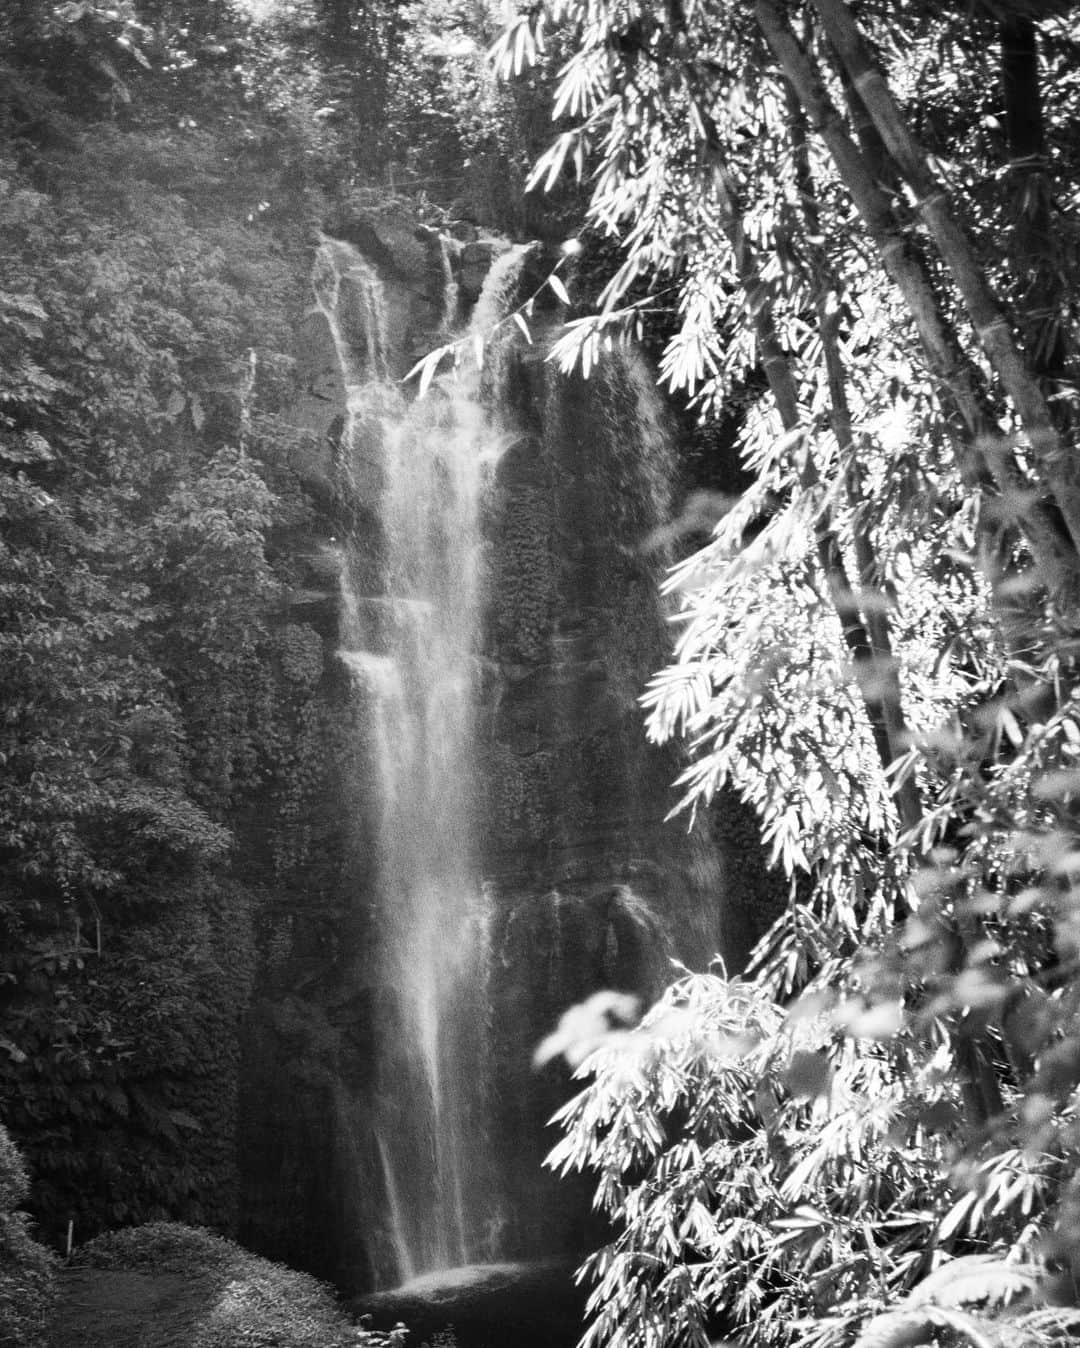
3;2;1080;1346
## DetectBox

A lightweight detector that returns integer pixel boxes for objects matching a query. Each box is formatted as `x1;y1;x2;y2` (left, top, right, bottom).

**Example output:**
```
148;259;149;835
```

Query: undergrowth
71;1221;395;1348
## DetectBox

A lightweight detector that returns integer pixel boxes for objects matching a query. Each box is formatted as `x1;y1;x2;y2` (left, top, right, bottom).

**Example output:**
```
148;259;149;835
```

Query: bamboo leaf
548;272;572;305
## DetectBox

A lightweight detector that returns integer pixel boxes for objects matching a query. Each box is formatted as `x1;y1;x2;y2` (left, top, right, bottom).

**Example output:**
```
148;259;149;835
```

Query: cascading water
313;235;517;1285
237;230;781;1304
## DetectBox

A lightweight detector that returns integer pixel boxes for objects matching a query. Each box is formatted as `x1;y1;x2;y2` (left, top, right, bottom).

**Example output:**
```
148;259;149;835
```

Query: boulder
458;238;512;303
327;203;431;288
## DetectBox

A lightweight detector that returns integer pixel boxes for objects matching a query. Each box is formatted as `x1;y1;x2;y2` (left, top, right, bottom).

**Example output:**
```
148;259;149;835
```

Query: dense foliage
0;1126;56;1348
384;0;535;226
498;0;1080;1344
0;3;348;1244
541;975;1080;1348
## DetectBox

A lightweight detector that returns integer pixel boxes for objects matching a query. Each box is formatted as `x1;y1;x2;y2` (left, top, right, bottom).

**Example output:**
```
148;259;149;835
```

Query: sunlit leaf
547;271;571;305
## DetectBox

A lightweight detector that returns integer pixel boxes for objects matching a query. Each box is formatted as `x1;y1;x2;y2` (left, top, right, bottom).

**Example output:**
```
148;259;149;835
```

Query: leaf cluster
547;974;1070;1348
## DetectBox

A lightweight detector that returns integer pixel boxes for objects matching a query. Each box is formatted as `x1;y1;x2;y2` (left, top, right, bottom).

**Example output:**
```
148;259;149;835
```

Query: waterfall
317;235;515;1285
247;231;769;1298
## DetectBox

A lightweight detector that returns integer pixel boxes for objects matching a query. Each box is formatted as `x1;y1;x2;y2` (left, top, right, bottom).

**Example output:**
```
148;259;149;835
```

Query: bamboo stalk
809;0;1080;558
787;90;923;835
1000;14;1067;377
754;0;982;433
711;159;919;863
752;0;1075;588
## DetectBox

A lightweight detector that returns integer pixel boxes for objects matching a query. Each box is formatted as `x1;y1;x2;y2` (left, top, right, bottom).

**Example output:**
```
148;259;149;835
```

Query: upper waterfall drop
311;235;390;385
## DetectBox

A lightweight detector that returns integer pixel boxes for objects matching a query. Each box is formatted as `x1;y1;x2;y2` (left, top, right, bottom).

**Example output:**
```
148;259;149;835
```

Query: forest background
6;1;1080;1347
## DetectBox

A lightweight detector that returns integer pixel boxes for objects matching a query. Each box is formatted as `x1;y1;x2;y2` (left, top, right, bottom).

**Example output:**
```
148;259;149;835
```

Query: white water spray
317;236;520;1283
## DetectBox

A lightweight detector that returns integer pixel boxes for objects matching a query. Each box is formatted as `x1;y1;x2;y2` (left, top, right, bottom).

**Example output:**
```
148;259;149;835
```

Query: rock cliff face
236;207;782;1294
477;291;782;1256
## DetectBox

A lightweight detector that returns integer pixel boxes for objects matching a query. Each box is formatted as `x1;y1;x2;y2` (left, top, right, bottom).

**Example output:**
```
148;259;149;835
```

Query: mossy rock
50;1222;387;1348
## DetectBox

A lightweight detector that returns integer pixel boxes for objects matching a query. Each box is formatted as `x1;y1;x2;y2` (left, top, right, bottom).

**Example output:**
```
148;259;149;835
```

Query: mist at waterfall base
237;229;779;1331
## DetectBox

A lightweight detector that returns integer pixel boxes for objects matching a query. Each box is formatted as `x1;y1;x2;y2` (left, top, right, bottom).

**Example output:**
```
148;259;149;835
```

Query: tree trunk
1001;15;1068;378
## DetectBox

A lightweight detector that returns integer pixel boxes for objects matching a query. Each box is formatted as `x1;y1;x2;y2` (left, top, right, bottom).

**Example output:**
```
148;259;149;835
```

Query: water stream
314;236;514;1283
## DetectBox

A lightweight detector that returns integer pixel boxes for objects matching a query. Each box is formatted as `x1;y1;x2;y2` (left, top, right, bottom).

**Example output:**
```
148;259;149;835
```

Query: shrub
0;1124;56;1348
71;1222;396;1348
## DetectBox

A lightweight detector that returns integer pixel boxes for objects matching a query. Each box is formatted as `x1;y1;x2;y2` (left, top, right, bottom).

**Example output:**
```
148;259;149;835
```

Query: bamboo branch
832;40;1064;666
752;0;1076;590
787;90;922;835
710;166;800;428
809;0;1080;559
710;160;918;863
755;0;981;432
835;68;1006;501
